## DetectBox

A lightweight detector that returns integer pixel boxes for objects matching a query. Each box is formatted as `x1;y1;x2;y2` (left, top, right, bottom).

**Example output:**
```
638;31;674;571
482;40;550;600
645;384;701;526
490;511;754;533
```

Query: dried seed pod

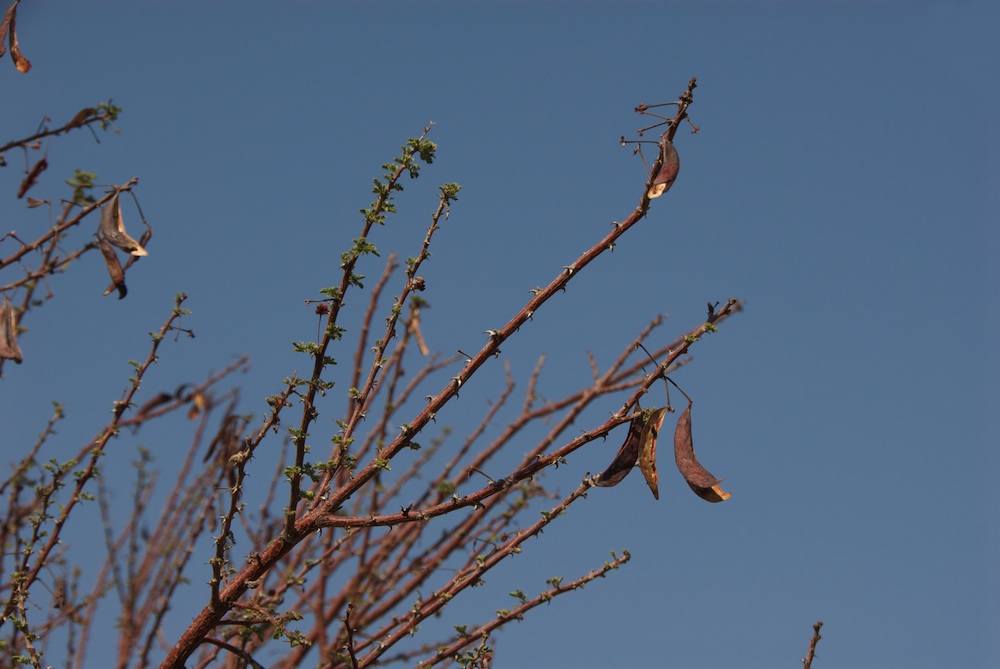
99;189;148;256
638;407;668;500
673;401;731;502
647;140;679;199
67;107;96;129
17;157;47;199
99;241;127;299
1;1;31;73
0;296;23;364
594;412;647;487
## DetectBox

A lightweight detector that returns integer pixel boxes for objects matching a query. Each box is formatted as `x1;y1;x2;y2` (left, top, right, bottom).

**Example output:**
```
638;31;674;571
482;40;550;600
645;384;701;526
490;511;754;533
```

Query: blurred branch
802;621;824;669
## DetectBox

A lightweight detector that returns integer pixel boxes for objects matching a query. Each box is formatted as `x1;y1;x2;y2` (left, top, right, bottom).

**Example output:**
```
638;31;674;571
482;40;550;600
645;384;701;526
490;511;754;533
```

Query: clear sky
2;2;998;668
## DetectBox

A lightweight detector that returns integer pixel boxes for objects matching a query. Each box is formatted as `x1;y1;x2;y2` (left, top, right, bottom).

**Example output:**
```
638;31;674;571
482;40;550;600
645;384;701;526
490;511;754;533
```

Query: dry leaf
647;140;679;199
99;189;148;256
99;241;127;299
0;296;23;364
593;412;647;488
673;401;731;502
637;407;668;500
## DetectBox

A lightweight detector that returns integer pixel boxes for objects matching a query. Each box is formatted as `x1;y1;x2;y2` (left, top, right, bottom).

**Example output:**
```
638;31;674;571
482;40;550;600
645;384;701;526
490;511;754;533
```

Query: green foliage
65;170;97;205
439;182;461;201
95;100;123;129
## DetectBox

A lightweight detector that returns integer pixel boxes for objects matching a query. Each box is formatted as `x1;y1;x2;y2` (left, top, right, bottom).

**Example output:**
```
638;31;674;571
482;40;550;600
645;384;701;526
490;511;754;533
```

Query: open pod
593;411;647;488
637;407;668;500
99;189;148;257
647;140;680;199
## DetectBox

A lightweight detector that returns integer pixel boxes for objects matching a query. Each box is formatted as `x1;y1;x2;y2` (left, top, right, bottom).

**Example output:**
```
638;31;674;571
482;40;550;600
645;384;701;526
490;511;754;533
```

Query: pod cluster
594;401;731;503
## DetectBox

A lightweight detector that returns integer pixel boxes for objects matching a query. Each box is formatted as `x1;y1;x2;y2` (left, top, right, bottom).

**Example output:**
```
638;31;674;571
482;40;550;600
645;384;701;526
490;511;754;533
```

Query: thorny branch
4;76;754;669
155;79;742;669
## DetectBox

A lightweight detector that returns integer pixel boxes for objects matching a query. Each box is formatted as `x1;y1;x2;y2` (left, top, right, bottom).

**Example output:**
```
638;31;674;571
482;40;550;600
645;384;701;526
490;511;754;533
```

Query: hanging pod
99;241;127;299
646;140;680;199
0;296;23;364
673;401;731;502
594;411;647;488
99;189;148;257
637;407;668;500
0;0;32;74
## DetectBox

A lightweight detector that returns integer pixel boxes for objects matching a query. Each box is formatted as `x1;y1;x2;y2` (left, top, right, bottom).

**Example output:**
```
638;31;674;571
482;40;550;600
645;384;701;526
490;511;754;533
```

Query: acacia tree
1;21;754;666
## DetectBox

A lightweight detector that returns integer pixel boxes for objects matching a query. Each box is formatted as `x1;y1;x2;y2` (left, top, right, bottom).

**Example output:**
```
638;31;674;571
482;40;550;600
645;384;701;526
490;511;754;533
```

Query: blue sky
2;2;998;668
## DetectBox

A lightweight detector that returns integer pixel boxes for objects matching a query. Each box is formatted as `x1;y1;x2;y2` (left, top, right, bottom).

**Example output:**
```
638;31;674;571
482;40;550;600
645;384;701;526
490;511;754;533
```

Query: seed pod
99;241;127;299
647;140;679;199
1;1;31;73
17;157;47;199
0;296;23;364
67;107;96;130
638;407;668;500
673;401;731;502
99;189;148;257
594;412;646;488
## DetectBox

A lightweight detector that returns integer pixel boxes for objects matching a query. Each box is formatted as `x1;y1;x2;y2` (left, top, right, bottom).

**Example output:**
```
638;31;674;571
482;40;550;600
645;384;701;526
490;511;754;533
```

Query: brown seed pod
99;241;127;299
593;412;646;488
67;107;96;130
647;140;680;199
637;407;668;500
17;157;47;199
0;296;23;364
1;1;31;73
673;401;731;503
99;189;148;257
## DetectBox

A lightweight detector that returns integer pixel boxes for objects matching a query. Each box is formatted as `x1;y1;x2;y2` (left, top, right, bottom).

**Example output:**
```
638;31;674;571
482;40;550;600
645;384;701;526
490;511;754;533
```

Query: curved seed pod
2;1;31;74
17;157;47;199
638;407;668;500
0;296;23;364
99;189;148;257
594;412;646;488
673;401;731;503
99;241;127;299
647;140;679;199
